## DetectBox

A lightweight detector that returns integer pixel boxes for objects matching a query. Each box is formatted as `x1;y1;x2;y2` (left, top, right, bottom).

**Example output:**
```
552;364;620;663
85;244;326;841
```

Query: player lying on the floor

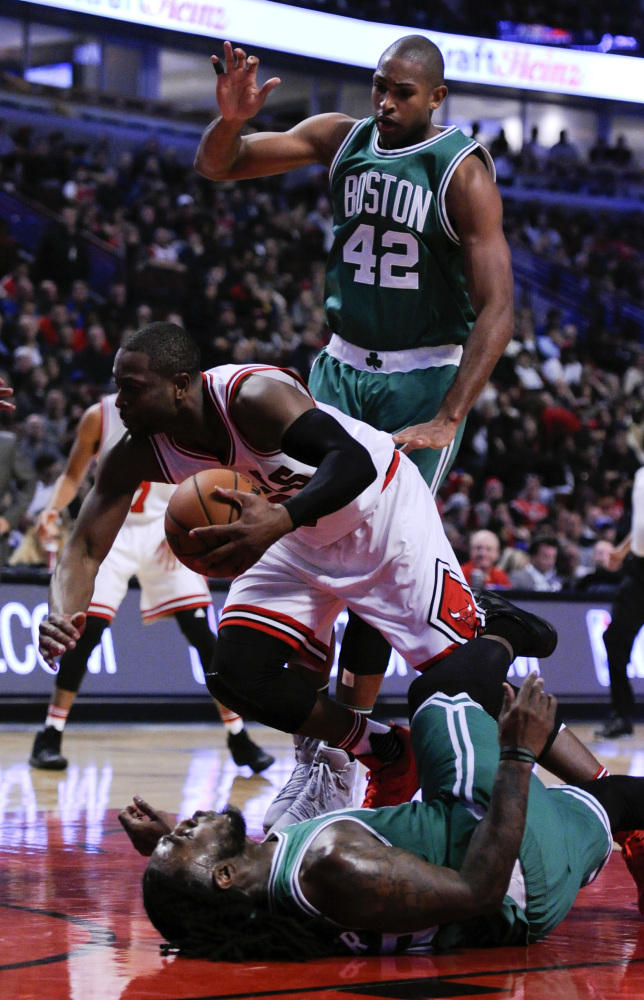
119;661;644;960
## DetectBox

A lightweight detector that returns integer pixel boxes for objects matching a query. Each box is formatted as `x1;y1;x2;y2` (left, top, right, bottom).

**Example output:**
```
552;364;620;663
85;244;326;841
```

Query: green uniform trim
266;692;612;955
309;354;464;491
325;119;493;352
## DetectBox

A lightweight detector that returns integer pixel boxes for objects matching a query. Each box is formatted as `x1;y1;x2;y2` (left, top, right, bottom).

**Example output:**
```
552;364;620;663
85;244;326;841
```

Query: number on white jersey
131;482;151;514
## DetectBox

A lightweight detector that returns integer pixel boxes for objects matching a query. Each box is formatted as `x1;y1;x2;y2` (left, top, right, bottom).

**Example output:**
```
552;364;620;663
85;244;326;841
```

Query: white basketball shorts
219;451;481;668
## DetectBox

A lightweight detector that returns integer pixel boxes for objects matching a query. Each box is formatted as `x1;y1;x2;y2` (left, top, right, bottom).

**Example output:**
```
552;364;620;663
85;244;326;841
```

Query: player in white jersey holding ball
30;392;274;774
38;324;606;828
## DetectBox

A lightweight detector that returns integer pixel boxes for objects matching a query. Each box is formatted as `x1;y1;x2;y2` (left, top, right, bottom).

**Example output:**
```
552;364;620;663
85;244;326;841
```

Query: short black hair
379;34;445;86
121;322;201;377
34;450;59;474
529;535;558;556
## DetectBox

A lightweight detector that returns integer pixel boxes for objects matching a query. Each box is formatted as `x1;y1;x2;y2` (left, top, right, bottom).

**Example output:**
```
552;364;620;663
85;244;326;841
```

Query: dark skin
37;347;372;670
194;41;514;453
193;38;514;730
121;674;556;935
35;347;604;780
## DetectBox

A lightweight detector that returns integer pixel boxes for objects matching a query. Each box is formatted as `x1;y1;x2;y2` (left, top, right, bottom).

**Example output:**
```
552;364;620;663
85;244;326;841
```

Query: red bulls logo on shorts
428;560;483;643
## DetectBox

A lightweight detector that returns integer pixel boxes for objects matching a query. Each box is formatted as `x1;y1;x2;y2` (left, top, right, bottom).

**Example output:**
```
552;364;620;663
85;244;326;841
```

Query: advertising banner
3;583;644;702
12;0;644;104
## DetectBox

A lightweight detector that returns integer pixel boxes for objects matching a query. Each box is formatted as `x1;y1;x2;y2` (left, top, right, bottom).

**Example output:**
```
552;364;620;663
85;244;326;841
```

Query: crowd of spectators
273;0;644;49
1;113;643;599
480;126;644;201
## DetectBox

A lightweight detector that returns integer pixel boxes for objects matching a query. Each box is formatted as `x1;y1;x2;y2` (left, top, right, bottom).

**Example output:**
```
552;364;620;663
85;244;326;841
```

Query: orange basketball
165;469;260;577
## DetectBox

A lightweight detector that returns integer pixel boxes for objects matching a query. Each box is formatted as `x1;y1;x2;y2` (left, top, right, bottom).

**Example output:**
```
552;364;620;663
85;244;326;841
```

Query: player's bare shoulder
294;113;356;166
230;370;313;450
299;820;391;915
446;151;504;235
448;151;499;206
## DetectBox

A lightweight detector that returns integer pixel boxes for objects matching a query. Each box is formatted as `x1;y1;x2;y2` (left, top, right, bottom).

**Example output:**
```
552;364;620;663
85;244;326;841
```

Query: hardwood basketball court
2;721;644;999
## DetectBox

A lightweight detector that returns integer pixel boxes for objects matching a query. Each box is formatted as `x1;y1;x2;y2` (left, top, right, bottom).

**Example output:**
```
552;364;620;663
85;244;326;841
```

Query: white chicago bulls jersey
89;394;211;623
148;365;399;548
100;394;176;525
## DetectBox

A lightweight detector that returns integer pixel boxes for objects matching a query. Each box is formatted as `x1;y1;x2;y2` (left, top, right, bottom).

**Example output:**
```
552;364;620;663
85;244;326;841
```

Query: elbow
193;154;218;180
349;450;377;498
193;146;228;181
474;881;510;917
458;876;509;921
481;890;506;915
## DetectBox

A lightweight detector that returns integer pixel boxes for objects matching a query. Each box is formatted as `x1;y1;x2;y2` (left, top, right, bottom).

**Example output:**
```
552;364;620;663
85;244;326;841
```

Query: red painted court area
3;808;644;1000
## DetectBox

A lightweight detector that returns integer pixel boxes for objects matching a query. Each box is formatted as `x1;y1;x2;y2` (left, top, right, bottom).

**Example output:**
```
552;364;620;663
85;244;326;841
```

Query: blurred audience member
508;535;562;591
0;411;36;564
460;529;511;590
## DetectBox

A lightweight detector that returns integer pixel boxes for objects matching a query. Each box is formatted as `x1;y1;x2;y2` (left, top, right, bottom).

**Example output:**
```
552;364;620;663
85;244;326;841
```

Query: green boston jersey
266;802;528;955
325;119;494;352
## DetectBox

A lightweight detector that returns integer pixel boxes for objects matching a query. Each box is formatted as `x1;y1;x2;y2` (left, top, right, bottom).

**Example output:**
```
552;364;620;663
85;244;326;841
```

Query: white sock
45;706;69;732
350;717;389;756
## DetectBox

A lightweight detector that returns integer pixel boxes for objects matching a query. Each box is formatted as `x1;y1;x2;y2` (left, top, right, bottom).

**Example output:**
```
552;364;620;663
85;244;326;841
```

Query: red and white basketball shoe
360;724;419;809
619;830;644;915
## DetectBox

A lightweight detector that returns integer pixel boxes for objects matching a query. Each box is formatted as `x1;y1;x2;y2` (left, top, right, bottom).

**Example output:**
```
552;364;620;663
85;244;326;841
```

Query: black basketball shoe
474;589;558;658
29;726;68;770
227;729;275;773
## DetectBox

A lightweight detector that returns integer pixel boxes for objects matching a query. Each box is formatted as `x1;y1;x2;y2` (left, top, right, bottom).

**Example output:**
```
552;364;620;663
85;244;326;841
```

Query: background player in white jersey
39;324;605;825
194;34;514;743
30;392;274;774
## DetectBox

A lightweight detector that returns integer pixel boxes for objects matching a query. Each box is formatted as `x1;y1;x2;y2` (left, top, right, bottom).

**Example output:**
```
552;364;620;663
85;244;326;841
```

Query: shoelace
269;762;313;807
266;739;320;807
286;759;353;824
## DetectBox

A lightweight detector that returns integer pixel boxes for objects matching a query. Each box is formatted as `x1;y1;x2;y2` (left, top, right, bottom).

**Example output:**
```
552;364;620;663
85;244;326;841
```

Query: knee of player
206;626;319;732
204;666;236;704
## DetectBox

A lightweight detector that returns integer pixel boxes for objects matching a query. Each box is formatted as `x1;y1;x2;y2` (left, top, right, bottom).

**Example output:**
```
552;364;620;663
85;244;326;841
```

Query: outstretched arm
394;155;514;454
302;674;556;933
194;41;353;181
38;437;158;666
36;403;102;541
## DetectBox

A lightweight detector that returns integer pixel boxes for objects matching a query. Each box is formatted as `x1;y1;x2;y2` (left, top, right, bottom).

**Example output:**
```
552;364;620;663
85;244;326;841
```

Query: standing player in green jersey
194;34;514;803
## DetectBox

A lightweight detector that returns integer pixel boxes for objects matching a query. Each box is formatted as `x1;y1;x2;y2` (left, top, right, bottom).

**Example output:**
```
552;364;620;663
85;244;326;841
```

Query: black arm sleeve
279;408;378;529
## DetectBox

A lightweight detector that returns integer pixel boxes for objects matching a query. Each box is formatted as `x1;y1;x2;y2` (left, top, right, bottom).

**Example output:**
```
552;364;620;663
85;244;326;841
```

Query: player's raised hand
212;41;281;123
498;672;556;759
0;378;15;412
0;393;13;411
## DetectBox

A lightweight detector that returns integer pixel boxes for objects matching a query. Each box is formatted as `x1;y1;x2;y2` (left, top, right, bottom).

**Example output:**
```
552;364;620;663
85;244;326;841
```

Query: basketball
165;469;260;577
